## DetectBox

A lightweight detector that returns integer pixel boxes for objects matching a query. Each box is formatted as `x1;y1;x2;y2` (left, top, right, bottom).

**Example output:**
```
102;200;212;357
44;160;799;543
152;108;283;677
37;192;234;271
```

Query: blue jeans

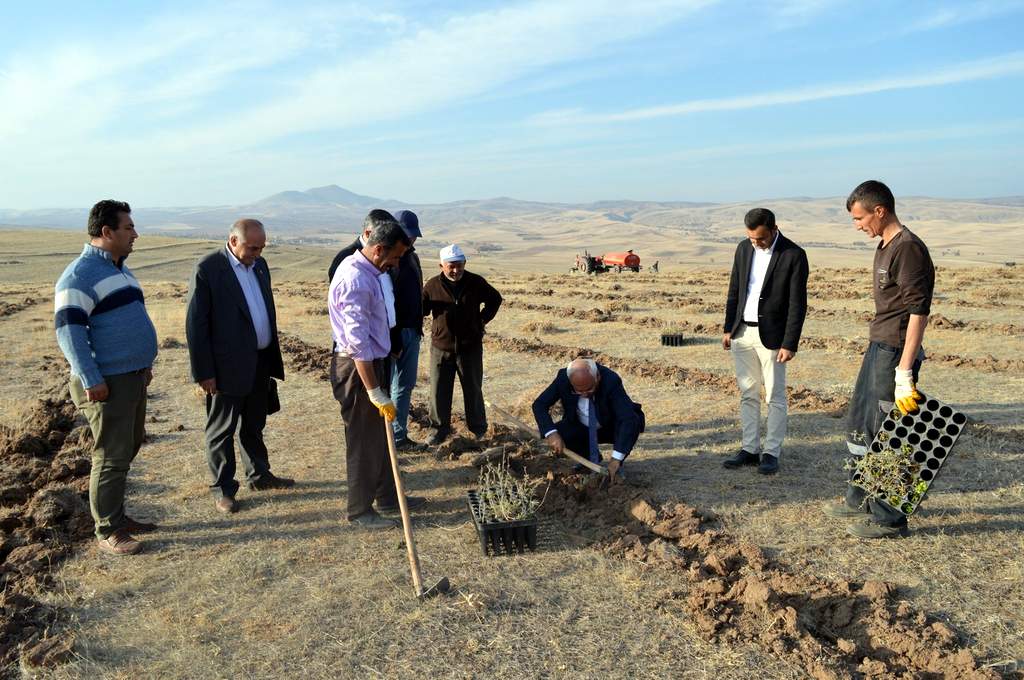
390;328;422;441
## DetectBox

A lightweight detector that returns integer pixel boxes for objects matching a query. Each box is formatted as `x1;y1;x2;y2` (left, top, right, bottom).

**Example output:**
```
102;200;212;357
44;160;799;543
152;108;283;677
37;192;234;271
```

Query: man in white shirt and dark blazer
532;358;645;482
186;219;293;514
721;208;809;475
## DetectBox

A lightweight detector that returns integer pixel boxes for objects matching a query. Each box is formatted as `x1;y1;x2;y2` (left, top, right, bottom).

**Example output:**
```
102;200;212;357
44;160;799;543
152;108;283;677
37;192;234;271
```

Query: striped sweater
54;244;158;388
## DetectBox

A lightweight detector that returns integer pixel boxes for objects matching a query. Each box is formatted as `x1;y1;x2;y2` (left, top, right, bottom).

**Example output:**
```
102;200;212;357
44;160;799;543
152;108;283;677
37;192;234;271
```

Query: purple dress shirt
328;250;391;360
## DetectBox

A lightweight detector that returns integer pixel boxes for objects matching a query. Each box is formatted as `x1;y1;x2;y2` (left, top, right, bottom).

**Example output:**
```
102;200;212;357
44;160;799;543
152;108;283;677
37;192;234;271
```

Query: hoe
384;421;451;600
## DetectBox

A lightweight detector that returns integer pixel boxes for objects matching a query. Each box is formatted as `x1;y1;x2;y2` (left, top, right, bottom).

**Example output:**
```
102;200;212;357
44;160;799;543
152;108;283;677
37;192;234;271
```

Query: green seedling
477;461;546;522
846;446;923;515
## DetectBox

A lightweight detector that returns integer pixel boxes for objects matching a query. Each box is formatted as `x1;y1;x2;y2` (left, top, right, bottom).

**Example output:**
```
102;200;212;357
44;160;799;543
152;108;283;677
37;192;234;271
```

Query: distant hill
2;186;1023;265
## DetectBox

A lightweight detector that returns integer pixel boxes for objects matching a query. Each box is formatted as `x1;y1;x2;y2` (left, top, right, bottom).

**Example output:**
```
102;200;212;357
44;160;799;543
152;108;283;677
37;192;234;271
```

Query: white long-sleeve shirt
742;232;779;324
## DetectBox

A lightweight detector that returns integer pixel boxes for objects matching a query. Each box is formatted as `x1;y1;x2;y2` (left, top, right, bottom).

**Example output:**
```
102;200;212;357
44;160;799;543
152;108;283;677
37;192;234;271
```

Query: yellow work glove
894;368;922;415
367;387;396;422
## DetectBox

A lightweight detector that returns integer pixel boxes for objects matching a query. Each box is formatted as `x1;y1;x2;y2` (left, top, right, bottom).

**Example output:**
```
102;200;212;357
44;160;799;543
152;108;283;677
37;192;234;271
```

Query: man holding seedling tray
824;180;935;539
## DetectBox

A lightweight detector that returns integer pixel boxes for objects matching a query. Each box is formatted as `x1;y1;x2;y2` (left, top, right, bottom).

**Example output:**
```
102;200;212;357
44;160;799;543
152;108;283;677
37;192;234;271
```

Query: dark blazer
532;364;645;458
392;248;423;333
186;248;284;396
723;232;809;351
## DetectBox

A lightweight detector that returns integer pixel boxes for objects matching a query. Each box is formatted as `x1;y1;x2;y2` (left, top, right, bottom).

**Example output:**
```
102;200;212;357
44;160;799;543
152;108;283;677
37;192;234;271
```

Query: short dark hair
744;207;776;231
88;200;131;237
362;209;396;234
846;180;895;214
365;218;411;250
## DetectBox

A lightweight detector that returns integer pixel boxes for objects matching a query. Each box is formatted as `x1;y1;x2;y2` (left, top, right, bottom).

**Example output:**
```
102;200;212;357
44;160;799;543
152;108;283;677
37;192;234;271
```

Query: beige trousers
731;323;787;458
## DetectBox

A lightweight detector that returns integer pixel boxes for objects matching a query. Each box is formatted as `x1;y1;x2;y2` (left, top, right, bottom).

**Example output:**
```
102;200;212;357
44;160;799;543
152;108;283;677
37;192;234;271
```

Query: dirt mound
0;296;41;317
0;370;94;674
931;353;1024;373
535;469;998;680
278;332;332;380
147;284;187;300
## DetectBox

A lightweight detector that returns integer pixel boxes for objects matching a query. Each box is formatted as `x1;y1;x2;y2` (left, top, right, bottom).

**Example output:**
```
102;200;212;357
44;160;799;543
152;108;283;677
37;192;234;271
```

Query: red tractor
572;250;641;274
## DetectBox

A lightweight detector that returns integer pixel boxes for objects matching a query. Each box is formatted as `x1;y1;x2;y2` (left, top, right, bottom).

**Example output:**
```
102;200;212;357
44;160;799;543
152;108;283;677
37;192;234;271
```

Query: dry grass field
1;227;1023;679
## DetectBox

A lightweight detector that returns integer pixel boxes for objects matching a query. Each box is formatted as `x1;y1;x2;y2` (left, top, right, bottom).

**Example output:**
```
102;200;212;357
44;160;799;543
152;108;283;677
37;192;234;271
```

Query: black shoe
377;496;427;514
395;437;428;452
427;430;450;446
349;511;398;529
247;474;295;491
723;450;760;469
758;454;779;475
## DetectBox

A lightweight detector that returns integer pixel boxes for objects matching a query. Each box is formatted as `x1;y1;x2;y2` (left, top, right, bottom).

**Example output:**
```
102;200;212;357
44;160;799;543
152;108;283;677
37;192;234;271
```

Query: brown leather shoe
97;528;142;555
123;516;158;533
215;496;238;514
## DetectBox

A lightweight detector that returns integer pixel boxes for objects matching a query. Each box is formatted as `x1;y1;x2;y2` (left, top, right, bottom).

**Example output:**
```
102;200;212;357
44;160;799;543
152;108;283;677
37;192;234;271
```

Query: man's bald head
228;218;266;266
567;358;599;396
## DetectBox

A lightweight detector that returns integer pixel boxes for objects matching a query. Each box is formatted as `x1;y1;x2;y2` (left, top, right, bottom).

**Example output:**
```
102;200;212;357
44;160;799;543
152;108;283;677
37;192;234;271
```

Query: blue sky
1;0;1023;208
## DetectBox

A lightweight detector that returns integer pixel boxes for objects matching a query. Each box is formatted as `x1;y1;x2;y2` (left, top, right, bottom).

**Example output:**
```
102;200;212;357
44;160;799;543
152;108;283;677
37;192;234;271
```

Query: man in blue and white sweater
54;199;159;556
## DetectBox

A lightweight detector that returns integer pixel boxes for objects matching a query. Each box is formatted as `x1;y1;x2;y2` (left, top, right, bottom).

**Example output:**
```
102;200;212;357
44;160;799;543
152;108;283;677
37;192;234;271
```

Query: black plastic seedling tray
859;393;967;516
467;490;538;557
661;333;692;347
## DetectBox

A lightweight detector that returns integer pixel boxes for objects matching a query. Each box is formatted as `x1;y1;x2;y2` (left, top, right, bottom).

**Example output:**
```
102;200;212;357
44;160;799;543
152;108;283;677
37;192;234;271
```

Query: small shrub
477;462;545;521
845;447;926;514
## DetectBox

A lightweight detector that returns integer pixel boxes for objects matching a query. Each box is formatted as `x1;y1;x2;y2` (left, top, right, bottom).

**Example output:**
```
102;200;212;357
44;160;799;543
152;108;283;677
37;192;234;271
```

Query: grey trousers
843;341;923;527
69;371;148;539
428;344;487;436
331;355;398;519
205;352;272;499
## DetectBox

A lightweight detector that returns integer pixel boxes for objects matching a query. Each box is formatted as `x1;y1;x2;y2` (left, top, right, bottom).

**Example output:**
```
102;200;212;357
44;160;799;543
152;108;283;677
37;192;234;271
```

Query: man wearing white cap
421;244;502;445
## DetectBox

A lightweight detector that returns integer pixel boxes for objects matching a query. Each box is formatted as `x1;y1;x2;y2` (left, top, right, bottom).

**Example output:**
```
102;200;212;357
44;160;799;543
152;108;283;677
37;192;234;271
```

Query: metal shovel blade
418;577;451;600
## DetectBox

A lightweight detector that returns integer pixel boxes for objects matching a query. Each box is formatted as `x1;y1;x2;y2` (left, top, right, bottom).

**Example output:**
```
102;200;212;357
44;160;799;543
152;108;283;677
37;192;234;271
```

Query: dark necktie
587;398;600;464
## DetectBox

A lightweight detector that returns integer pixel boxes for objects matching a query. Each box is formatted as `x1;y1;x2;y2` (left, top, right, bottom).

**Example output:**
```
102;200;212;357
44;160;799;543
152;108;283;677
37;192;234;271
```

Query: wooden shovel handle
485;399;607;475
384;419;425;597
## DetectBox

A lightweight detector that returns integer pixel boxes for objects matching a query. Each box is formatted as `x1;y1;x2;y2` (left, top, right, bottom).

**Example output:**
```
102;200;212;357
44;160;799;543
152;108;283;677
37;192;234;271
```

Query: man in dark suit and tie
186;219;293;514
532;358;645;481
721;208;809;475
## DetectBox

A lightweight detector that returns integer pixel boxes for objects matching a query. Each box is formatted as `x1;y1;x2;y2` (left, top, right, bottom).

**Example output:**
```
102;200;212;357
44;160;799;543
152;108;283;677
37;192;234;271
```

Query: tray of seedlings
848;394;968;515
467;462;545;557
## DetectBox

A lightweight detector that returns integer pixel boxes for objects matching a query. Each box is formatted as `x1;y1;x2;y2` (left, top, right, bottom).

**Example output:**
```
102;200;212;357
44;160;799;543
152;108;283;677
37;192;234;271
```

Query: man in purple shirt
328;213;424;528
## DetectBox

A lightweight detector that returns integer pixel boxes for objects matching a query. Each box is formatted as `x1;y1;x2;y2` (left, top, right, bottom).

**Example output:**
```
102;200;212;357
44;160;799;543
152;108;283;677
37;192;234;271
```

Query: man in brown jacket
422;244;502;445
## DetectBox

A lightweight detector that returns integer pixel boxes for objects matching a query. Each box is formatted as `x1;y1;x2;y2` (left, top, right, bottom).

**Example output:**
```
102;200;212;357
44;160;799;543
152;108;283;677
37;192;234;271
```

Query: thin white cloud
123;0;717;155
909;0;1024;32
528;52;1024;126
0;0;716;207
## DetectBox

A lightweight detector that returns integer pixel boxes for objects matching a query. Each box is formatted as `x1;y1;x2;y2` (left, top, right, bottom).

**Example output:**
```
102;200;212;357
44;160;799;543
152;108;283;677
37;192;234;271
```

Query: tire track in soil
0;365;96;675
535;471;1001;680
484;334;849;415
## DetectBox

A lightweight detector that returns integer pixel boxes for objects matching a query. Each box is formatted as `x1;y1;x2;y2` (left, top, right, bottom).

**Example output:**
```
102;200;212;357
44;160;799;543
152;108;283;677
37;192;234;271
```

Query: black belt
743;321;758;327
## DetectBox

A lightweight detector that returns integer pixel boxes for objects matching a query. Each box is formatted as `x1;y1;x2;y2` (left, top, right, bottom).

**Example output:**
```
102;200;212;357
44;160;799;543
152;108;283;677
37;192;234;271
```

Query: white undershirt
544;396;626;461
360;235;396;328
742;231;779;324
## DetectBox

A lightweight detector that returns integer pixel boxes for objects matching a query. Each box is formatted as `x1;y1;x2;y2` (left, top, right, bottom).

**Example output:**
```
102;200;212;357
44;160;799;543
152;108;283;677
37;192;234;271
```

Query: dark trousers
553;419;623;463
843;341;923;526
429;344;487;436
205;350;272;499
331;355;398;520
70;371;148;539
